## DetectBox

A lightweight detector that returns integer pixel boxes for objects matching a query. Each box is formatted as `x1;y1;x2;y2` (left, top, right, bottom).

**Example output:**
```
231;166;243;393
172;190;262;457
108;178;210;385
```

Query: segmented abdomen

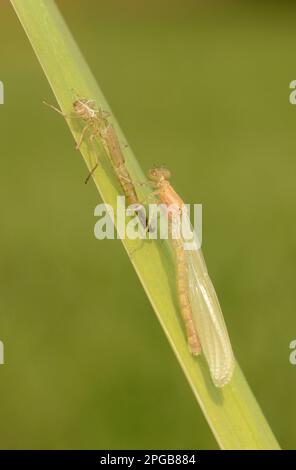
171;235;201;355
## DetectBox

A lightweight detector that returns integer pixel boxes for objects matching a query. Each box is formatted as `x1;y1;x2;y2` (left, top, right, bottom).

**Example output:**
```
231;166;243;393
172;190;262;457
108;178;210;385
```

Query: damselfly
148;167;235;387
44;97;147;228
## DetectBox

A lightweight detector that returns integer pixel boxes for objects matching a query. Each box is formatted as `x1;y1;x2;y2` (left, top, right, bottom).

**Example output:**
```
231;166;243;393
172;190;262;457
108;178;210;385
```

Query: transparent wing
182;215;235;387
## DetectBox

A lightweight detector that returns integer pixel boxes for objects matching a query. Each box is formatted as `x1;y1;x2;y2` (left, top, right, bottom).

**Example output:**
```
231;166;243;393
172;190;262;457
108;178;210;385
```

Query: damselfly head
73;99;96;119
148;167;171;182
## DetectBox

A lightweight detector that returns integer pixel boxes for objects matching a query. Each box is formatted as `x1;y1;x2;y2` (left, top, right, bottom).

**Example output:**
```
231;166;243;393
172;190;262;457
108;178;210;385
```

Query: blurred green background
0;0;295;449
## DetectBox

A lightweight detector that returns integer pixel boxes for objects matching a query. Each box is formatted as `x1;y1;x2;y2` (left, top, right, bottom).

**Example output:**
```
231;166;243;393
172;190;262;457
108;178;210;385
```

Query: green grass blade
10;0;280;450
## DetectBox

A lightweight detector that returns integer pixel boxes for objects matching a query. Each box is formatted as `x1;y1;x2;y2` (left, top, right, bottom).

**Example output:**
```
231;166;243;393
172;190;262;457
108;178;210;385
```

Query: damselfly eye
162;168;171;180
148;168;158;180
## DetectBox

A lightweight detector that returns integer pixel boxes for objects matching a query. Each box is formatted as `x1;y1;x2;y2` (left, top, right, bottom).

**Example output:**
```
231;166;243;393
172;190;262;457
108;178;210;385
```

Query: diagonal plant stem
10;0;280;449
